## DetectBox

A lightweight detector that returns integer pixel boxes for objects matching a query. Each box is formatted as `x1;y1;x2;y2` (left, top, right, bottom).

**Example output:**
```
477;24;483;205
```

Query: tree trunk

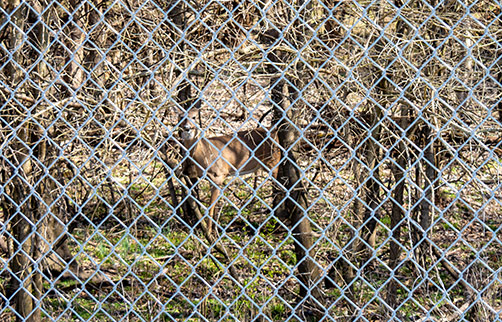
263;27;324;312
168;0;197;226
416;124;436;266
1;1;74;320
386;105;409;308
3;1;41;320
271;81;324;314
65;0;87;90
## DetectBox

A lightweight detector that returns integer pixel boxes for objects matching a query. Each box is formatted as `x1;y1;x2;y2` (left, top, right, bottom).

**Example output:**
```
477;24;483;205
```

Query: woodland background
0;0;501;321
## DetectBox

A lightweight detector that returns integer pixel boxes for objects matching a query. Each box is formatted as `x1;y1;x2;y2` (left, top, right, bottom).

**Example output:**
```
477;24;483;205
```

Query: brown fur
180;109;280;233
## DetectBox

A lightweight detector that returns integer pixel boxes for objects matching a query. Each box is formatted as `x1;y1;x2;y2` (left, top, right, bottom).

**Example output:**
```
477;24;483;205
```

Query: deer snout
181;124;196;140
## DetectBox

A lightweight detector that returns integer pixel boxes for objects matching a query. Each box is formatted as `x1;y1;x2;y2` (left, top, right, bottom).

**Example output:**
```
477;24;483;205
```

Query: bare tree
0;1;77;320
260;1;325;314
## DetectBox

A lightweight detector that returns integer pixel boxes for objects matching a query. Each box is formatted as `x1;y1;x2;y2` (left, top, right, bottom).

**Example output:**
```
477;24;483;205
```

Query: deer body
179;109;280;233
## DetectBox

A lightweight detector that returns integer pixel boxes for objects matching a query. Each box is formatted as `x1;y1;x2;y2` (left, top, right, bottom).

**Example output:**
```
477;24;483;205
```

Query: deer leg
207;175;225;235
207;185;220;235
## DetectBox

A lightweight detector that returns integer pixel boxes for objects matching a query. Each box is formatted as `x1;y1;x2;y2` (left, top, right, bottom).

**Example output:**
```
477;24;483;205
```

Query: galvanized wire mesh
1;0;502;321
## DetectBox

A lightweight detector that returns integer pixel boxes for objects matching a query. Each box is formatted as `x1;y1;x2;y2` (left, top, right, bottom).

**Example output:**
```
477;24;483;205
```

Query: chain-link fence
1;0;502;321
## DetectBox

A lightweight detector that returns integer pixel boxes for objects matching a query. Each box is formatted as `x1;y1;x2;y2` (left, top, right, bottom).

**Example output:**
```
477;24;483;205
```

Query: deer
177;107;281;235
